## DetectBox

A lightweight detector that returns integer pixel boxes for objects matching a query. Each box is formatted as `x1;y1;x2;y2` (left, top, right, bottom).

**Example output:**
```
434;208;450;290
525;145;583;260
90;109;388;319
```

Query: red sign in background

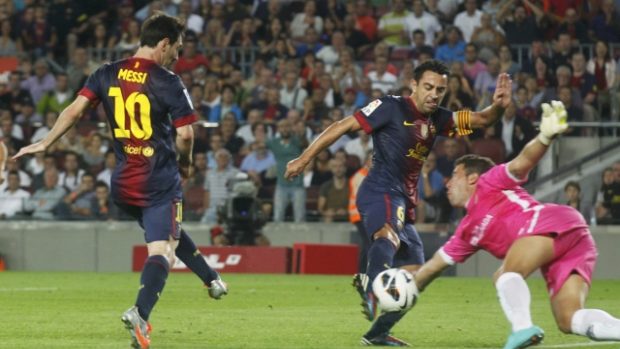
132;246;292;273
132;244;359;275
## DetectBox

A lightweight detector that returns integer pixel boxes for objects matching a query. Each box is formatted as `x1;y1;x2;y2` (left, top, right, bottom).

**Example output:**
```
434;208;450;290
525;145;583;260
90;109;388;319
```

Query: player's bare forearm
175;125;194;166
13;96;89;160
0;142;7;184
414;252;451;292
471;73;512;128
471;104;505;128
508;101;567;179
302;116;360;162
285;115;361;179
0;141;6;169
44;97;89;145
507;137;548;181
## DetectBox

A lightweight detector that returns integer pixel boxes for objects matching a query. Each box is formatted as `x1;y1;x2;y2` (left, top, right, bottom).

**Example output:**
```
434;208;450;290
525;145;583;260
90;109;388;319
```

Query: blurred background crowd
0;0;620;225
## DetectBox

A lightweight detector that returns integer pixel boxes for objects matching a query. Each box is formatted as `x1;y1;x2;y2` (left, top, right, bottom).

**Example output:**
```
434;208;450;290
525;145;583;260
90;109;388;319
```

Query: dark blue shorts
357;185;424;266
118;199;183;243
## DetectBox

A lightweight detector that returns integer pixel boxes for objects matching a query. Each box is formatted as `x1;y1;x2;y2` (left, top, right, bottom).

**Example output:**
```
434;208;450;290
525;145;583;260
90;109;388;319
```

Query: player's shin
496;272;534;332
175;229;219;285
363;311;407;340
571;309;620;341
366;238;396;282
135;255;170;321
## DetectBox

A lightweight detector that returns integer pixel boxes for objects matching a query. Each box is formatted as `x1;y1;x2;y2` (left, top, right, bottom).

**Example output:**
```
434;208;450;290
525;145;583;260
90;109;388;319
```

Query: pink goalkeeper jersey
440;164;588;264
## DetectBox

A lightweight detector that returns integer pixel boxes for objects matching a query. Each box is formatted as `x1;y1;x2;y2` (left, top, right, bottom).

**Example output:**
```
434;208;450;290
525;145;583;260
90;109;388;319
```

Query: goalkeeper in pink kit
413;101;620;349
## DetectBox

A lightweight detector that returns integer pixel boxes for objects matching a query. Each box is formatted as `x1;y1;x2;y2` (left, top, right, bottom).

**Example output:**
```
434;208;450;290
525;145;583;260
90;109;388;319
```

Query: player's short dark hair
413;60;450;82
454;154;495;176
140;12;185;48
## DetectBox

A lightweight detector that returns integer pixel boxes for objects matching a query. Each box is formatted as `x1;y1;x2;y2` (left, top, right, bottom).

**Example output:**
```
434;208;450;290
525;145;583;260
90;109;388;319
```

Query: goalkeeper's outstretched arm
507;101;568;180
413;251;451;292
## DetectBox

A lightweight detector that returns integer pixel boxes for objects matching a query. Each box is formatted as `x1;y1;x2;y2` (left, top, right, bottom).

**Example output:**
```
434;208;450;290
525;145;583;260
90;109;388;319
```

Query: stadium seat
469;138;506;164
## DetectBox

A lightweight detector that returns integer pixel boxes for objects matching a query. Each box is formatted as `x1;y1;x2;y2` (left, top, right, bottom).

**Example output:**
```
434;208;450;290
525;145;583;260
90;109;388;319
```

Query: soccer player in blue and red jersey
13;13;227;349
285;60;512;346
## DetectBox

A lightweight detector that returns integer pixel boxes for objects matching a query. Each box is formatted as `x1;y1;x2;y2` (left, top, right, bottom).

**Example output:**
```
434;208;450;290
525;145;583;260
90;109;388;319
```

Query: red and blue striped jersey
353;96;471;220
79;57;197;207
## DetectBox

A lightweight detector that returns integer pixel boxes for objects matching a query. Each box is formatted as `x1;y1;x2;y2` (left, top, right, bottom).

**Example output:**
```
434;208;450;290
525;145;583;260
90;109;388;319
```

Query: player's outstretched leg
554;275;620;341
175;229;228;299
571;309;620;341
496;272;544;349
361;311;410;347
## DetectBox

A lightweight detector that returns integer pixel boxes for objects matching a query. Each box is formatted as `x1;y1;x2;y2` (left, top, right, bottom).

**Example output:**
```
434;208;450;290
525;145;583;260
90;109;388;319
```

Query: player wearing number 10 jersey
12;13;227;349
79;41;193;207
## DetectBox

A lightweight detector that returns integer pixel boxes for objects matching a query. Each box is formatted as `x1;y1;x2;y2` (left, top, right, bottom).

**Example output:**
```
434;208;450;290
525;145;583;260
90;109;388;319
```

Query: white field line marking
0;287;58;292
537;342;616;348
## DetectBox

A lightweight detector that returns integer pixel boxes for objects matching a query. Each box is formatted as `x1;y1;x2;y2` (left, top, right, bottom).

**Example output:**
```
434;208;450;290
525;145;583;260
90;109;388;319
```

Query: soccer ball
372;268;419;313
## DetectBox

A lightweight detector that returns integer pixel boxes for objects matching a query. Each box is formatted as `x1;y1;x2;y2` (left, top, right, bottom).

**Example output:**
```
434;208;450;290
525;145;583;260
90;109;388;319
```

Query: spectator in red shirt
173;38;209;74
354;0;377;42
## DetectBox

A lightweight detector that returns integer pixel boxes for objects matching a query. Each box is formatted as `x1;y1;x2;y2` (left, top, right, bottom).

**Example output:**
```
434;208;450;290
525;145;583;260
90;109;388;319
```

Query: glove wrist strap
537;133;552;146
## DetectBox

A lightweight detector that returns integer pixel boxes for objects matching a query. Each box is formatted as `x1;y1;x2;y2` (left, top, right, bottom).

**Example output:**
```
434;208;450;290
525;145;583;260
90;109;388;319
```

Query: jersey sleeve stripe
353;111;373;134
173;114;199;128
437;247;456;265
502;163;527;184
455;110;473;136
78;87;100;105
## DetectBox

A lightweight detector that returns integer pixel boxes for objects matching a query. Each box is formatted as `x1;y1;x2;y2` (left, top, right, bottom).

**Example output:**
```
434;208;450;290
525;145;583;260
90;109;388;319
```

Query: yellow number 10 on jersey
108;87;153;140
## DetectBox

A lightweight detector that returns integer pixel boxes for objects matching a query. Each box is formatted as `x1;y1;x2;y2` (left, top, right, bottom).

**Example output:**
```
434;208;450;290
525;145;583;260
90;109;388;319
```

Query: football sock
176;230;219;285
366;238;396;283
496;272;533;332
135;255;169;321
571;309;620;340
364;311;406;339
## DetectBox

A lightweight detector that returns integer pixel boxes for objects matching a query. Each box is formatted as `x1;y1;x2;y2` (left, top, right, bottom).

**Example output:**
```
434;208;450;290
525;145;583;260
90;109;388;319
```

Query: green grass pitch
0;272;619;348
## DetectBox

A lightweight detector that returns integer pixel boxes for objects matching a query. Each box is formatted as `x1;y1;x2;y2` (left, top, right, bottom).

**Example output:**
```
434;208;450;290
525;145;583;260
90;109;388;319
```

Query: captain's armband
453;110;473;136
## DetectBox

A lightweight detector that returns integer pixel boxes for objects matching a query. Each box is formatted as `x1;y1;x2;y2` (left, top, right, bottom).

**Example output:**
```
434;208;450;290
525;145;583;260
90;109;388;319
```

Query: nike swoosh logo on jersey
403;121;415;126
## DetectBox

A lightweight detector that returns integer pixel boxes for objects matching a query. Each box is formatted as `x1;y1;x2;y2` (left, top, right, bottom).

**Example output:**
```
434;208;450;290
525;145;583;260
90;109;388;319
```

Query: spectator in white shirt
453;0;482;42
316;31;346;72
345;130;374;163
279;71;308;111
404;0;442;46
367;56;398;94
96;151;116;188
0;171;30;219
290;1;323;40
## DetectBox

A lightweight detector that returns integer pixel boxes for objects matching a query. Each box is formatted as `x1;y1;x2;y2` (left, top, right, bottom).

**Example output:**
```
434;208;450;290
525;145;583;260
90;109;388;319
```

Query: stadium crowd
0;0;620;224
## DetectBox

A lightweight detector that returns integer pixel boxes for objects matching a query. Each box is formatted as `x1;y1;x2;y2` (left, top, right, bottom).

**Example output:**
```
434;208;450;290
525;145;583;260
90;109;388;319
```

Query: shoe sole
517;333;544;349
121;315;150;349
360;336;410;346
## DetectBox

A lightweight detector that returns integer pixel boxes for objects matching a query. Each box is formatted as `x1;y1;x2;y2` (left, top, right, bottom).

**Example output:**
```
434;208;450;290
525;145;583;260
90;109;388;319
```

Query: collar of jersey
129;56;156;68
403;97;428;121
